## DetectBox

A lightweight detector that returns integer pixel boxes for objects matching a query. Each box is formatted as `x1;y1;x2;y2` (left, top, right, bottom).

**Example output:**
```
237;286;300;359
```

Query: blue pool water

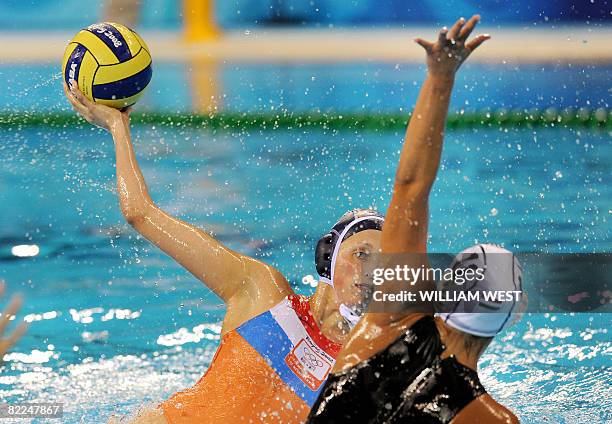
0;63;610;423
2;62;611;113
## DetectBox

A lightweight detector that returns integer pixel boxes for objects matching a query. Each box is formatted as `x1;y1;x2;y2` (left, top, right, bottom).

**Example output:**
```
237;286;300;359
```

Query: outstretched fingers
458;14;481;41
0;295;22;334
438;27;449;46
447;17;466;41
0;287;27;357
466;34;491;51
6;321;28;347
64;82;93;121
68;81;92;108
414;37;434;53
64;83;82;109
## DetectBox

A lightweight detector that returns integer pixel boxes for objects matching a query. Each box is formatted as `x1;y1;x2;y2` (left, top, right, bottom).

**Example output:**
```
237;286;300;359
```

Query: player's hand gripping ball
62;22;152;109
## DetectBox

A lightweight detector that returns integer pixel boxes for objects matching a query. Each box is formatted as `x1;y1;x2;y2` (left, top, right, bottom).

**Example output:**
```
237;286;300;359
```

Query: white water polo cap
436;244;524;337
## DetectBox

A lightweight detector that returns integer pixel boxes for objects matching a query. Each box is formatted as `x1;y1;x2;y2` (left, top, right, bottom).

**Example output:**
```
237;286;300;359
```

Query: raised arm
64;83;290;326
382;15;489;253
332;17;490;370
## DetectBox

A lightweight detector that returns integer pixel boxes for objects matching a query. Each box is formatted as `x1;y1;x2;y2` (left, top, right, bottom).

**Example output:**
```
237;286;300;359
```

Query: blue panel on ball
64;44;88;85
91;64;152;100
87;23;132;62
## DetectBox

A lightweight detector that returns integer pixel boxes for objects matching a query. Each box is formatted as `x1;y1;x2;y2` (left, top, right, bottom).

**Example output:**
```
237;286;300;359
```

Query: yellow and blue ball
62;22;152;109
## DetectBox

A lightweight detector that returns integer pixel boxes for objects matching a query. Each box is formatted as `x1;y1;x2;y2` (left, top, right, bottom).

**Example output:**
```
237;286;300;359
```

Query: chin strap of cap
339;303;362;329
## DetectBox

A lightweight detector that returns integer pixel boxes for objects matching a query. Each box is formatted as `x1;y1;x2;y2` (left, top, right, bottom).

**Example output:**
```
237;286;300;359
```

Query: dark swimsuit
307;316;486;424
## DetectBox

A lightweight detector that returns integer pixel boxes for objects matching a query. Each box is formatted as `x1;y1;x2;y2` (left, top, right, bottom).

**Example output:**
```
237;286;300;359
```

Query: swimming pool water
0;62;610;423
2;62;610;113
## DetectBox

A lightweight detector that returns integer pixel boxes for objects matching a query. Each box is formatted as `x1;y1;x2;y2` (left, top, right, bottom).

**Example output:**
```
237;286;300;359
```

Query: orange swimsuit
161;295;341;423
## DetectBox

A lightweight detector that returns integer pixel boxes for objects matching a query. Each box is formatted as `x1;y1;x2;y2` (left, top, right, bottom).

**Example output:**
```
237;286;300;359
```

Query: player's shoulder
450;393;520;424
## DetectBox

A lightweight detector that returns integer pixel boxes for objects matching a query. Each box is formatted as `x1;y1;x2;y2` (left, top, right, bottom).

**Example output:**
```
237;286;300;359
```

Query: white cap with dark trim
436;244;524;337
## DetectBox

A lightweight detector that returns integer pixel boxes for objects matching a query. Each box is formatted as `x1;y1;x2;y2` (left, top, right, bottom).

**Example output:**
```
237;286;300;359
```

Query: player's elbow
394;173;417;187
120;204;147;227
394;175;431;198
506;411;520;424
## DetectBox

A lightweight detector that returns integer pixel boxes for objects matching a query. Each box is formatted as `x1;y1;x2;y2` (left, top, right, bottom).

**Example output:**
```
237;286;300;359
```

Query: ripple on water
480;315;611;423
1;347;219;422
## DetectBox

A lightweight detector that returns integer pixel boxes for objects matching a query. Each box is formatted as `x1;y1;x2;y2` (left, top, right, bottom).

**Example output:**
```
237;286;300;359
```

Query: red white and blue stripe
236;295;340;407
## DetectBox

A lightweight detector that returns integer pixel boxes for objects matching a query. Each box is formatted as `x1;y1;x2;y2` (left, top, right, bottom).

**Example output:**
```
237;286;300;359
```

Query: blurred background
0;0;610;29
1;0;611;113
0;1;610;423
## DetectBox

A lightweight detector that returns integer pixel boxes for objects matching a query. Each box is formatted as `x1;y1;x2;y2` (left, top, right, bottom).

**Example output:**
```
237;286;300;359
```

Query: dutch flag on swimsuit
236;294;341;406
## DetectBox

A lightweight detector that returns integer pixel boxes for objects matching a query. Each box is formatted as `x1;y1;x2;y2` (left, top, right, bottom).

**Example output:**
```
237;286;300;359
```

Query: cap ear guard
315;233;334;281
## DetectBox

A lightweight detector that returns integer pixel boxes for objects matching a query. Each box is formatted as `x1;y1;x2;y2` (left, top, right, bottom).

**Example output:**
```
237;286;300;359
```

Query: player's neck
309;283;351;344
435;318;481;371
